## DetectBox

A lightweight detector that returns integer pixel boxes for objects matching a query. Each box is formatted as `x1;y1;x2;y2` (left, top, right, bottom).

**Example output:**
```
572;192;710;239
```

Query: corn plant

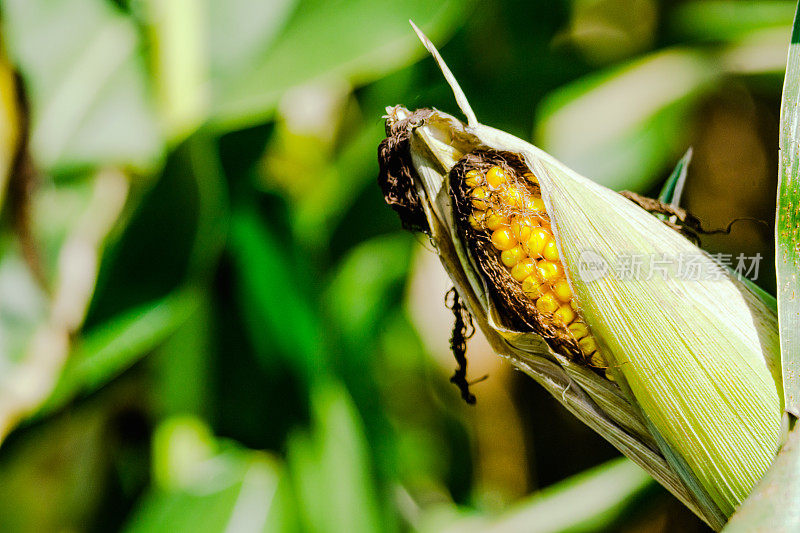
379;11;800;531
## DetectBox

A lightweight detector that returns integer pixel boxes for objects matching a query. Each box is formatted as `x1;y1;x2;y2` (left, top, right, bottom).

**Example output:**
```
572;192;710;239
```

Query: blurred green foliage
0;0;792;531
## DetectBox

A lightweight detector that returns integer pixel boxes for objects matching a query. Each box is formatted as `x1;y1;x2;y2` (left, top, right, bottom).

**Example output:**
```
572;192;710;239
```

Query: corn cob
456;158;606;372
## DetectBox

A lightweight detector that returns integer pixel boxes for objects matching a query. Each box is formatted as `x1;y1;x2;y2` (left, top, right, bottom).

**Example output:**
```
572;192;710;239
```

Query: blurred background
0;0;792;531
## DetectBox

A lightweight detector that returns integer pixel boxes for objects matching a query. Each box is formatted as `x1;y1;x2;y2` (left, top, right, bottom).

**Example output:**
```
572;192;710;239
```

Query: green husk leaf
530;154;781;517
462;115;781;518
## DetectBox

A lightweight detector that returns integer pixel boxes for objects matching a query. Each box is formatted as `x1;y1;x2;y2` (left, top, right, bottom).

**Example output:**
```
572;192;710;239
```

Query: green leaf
38;287;199;416
776;0;800;419
151;293;212;417
1;0;164;172
657;147;693;206
423;457;656;533
535;49;720;191
208;0;469;130
324;233;414;345
724;5;800;531
229;209;324;379
125;417;299;533
670;1;794;42
287;381;385;533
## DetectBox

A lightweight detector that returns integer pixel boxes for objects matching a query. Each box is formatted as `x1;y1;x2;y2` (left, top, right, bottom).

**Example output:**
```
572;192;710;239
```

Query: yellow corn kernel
579;336;599;355
510;215;536;242
543;238;560;261
501;245;526;267
469;210;486;230
522;172;538;185
537;260;564;283
590;352;606;371
491;226;518;251
523;227;550;257
553;279;572;302
471;186;489;210
464;169;483;188
486;166;507;189
511;257;537;281
500;186;523;208
568;321;589;340
536;291;560;314
553;304;576;325
523;197;546;214
521;275;546;298
485;210;509;231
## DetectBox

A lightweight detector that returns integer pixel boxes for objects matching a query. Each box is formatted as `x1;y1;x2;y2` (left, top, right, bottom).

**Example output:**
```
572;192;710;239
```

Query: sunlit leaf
0;170;129;439
38;287;199;416
143;0;209;141
670;1;794;42
208;0;470;130
423;457;656;533
125;417;299;533
719;27;791;76
1;0;164;171
0;243;49;366
535;49;719;191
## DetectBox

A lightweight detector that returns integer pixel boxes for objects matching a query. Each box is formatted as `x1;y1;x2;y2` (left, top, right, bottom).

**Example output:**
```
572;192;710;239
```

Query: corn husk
379;26;784;531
